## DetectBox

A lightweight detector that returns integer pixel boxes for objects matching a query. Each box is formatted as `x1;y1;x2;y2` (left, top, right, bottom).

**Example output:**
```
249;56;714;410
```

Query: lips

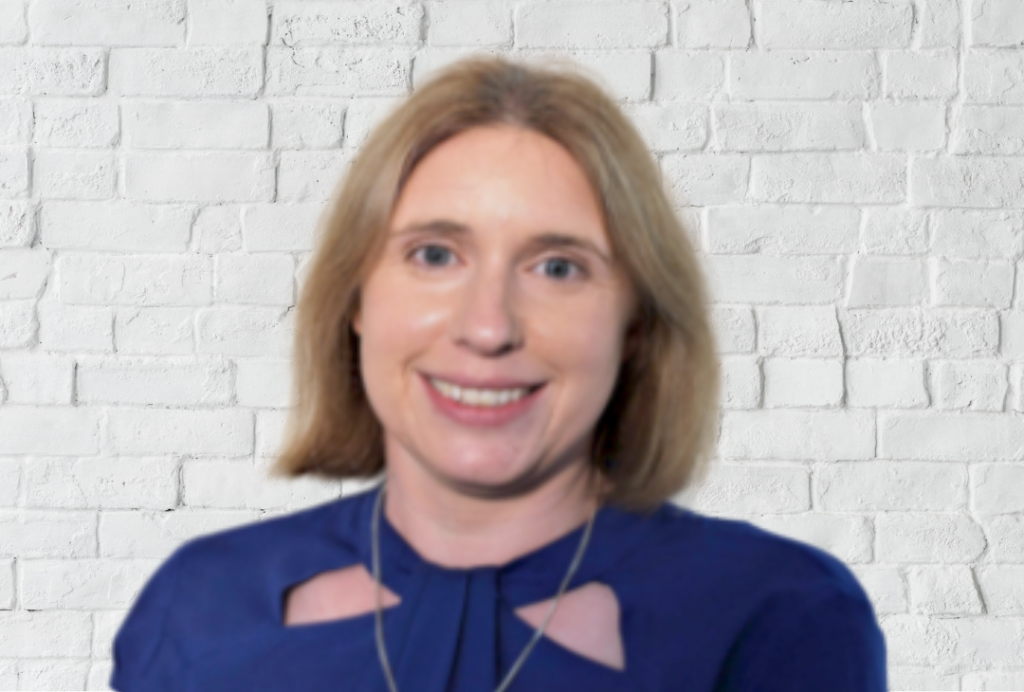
420;372;547;427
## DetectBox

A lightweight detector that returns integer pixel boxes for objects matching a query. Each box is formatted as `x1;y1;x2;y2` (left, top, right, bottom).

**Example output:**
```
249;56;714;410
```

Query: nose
451;262;523;357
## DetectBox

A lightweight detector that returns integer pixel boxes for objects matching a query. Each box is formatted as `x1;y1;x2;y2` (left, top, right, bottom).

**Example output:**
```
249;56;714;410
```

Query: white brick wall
0;0;1022;689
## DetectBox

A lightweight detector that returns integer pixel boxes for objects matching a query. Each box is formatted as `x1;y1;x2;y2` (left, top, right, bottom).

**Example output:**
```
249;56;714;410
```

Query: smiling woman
110;57;887;692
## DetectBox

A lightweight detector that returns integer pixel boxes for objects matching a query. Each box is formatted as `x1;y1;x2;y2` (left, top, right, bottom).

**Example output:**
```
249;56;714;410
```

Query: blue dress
111;487;887;691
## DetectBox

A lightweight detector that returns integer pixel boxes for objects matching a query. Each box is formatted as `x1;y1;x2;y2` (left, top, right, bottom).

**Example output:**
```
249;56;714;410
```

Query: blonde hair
274;56;721;511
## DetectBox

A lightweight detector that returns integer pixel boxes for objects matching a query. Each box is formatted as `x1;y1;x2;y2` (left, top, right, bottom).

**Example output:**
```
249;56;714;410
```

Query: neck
381;454;601;569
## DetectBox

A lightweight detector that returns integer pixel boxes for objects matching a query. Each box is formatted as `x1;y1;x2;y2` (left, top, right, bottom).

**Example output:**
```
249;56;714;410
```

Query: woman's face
354;124;635;498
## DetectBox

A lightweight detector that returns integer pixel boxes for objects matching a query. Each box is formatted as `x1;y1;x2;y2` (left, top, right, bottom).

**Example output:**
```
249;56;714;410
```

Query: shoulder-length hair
274;55;720;511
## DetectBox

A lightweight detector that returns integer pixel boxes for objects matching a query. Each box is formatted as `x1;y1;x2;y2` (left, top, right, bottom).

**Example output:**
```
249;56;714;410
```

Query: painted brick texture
0;0;1022;689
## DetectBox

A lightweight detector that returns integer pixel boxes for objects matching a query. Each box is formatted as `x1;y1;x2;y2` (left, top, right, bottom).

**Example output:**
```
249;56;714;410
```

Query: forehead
390;125;608;245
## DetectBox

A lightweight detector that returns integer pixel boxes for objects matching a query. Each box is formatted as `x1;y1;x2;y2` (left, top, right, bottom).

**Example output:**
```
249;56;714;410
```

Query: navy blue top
111;487;887;692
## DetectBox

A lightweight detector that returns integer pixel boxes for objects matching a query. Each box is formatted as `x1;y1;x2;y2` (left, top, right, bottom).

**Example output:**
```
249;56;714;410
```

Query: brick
865;204;929;256
124;101;268;149
759;306;843;356
930;258;1014;308
0;510;97;558
846;358;928;408
23;456;178;509
255;408;287;457
99;509;257;558
705;256;841;304
555;51;655;102
215;254;294;305
932;360;1007;411
972;464;1024;514
707;203;854;257
625;102;707;153
0;612;91;657
88;660;114;688
962;672;1024;690
271;100;344;149
731;51;879;100
196;306;294;356
719;410;875;460
761;0;912;48
0;49;105;95
983;515;1024;563
719;355;760;408
0;352;73;404
763;358;843;408
29;0;184;45
92;610;126;658
21;559;159;609
0;460;17;506
125;152;274;202
683;463;809;515
0;300;34;347
19;659;89;689
661;153;748;206
0;201;35;247
971;0;1024;46
847;257;926;307
109;47;262;97
818;461;966;511
33;149;115;199
877;512;986;562
965;50;1024;103
674;0;749;48
242;203;322;251
870;101;947;151
1004;311;1024;358
430;1;510;47
0;146;28;197
0;407;100;454
115;307;194;355
192;205;242;253
272;1;421;46
751;513;872;563
709;306;754;354
182;457;341;509
880;412;1024;461
340;96;403;149
107;407;254;455
41;202;193;252
851;565;907;614
189;0;268;45
0;98;31;144
0;248;49;299
516;2;667;49
59;254;211;306
266;47;411;96
976;566;1024;615
953;105;1024;155
654;50;724;100
278;150;352;202
751;153;906;204
0;661;13;688
908;565;982;615
840;308;999;358
919;0;960;48
931;209;1024;259
714;102;863;152
33;303;106;358
0;1;27;44
33;99;118;147
884;49;958;98
0;558;10;608
77;357;232;406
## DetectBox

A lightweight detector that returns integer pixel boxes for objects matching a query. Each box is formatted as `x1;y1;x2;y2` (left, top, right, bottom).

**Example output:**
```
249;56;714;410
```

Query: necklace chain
371;485;597;692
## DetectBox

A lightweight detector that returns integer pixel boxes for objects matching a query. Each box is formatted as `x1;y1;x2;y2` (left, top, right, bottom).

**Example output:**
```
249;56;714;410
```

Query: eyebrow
392;220;612;265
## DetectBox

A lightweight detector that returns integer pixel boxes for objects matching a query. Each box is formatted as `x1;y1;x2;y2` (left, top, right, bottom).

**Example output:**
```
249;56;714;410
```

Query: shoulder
111;492;370;690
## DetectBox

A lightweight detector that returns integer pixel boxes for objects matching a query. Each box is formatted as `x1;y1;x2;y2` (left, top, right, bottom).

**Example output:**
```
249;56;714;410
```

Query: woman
111;56;887;691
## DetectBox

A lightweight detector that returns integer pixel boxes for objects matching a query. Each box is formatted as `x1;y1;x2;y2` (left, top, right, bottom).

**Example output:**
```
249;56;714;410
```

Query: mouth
426;376;545;408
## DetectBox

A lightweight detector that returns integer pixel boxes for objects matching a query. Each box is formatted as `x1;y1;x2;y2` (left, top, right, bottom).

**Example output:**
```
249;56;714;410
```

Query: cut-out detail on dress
283;564;401;627
514;582;625;671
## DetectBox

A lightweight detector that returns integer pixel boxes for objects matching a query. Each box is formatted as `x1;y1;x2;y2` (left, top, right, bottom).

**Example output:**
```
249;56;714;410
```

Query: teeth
430;378;531;407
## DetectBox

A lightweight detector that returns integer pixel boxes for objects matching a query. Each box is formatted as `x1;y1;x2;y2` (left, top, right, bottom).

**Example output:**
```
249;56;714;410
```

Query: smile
428;377;534;407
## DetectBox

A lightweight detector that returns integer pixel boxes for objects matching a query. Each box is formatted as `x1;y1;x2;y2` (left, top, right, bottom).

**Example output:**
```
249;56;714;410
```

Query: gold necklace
371;485;597;692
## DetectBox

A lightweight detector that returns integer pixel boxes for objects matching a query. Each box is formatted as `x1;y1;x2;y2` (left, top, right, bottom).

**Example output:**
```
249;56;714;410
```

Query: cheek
533;300;628;387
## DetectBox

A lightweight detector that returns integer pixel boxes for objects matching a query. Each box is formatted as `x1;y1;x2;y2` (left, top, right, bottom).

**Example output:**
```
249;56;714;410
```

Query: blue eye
412;244;455;267
540;257;580;280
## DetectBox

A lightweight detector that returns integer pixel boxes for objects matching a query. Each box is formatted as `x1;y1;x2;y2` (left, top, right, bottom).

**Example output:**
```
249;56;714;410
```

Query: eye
410;244;456;267
537;257;584;281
